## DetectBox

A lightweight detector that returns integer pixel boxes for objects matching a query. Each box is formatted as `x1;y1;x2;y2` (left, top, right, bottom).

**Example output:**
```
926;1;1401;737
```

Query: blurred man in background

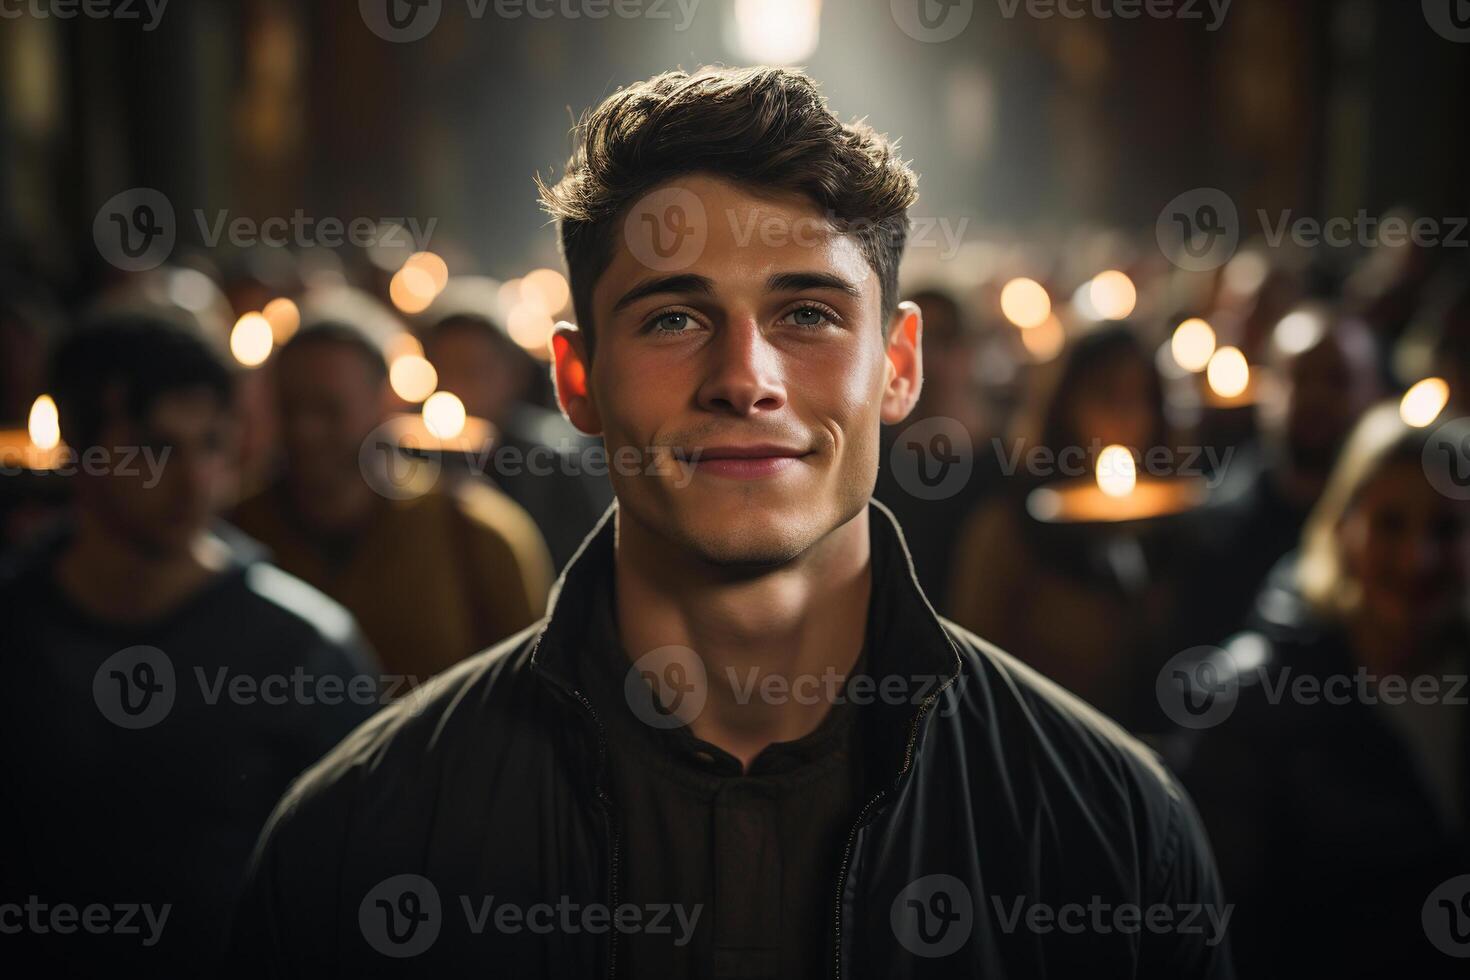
0;313;379;972
231;310;554;678
1172;302;1383;649
421;303;611;569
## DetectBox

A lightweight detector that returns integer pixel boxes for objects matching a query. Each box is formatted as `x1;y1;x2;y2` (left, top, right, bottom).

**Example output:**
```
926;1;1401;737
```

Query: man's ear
881;301;923;424
551;321;602;435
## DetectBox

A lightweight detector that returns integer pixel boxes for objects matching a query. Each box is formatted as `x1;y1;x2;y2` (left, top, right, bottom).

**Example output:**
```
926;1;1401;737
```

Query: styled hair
537;66;919;352
49;313;234;451
1296;403;1434;618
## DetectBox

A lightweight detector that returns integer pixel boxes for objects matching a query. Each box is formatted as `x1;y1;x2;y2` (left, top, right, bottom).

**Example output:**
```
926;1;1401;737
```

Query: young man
0;312;380;972
230;67;1233;978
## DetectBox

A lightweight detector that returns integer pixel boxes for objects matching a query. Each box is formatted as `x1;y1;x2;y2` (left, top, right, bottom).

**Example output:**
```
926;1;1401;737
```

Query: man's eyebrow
767;271;862;298
611;274;715;314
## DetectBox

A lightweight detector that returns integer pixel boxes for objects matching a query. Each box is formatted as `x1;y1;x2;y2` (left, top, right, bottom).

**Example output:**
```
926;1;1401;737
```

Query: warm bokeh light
498;278;523;313
521;268;571;316
28;394;60;450
1020;314;1065;362
384;332;423;363
1170;318;1217;373
230;313;274;367
1096;445;1137;498
422;390;466;440
403;251;449;294
1400;377;1450;428
262;297;300;344
729;0;821;65
389;354;439;404
1088;270;1137;320
389;265;437;315
508;304;556;358
1206;346;1250;399
1000;277;1051;328
1273;310;1325;356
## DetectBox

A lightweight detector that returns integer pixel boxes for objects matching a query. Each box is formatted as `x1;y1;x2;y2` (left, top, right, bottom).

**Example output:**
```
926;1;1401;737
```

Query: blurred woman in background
1183;404;1470;979
948;323;1178;726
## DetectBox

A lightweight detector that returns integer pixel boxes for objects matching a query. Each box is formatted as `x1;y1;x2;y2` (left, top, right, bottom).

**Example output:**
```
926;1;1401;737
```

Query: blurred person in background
1180;404;1470;979
948;323;1176;725
0;313;379;972
421;303;611;569
873;286;1003;605
1171;303;1383;648
231;310;554;678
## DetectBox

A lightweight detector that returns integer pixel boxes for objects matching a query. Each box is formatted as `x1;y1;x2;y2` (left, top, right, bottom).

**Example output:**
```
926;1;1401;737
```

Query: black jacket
230;502;1233;978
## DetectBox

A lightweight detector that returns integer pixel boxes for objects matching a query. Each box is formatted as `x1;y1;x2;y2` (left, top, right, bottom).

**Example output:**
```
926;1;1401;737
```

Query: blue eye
651;312;691;333
785;306;832;328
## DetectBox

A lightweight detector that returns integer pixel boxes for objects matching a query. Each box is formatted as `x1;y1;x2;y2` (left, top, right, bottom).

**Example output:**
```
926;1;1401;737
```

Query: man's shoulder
263;621;551;826
938;618;1190;826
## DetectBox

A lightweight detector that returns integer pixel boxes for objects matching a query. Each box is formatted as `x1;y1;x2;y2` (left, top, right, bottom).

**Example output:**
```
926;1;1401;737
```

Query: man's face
559;174;919;566
275;340;386;497
88;388;236;557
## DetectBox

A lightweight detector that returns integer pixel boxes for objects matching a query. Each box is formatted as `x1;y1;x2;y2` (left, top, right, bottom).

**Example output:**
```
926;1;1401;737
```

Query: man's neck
614;507;873;772
55;512;225;625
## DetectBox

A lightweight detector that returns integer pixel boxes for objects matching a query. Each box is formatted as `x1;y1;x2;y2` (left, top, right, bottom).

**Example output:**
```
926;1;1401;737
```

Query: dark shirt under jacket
580;571;866;980
0;525;379;973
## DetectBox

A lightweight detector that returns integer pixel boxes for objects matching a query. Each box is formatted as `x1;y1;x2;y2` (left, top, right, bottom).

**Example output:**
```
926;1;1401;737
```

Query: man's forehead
596;175;876;307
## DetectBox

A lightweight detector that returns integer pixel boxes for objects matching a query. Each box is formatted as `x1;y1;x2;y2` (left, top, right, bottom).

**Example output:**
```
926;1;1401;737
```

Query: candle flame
1096;444;1136;498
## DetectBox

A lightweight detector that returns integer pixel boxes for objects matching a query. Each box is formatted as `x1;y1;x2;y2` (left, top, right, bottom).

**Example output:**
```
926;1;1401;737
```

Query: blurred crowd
1;220;1467;974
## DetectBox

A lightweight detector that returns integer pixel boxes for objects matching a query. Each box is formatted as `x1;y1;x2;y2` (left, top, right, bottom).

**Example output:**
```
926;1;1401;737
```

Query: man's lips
673;444;811;478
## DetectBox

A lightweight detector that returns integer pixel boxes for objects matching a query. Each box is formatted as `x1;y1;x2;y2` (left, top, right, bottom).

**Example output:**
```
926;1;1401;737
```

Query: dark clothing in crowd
1169;454;1313;651
488;402;614;571
0;527;379;972
229;501;1232;978
1180;569;1470;979
872;424;999;607
579;560;865;979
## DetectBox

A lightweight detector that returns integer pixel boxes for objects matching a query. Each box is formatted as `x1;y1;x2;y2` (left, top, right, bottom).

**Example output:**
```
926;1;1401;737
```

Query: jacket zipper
831;670;957;980
540;663;622;980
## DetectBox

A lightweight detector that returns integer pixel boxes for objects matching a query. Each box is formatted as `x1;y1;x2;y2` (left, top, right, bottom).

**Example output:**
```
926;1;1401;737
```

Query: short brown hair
537;66;918;351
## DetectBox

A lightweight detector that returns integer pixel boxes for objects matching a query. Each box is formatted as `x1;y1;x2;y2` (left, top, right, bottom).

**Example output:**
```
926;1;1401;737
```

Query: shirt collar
529;499;963;786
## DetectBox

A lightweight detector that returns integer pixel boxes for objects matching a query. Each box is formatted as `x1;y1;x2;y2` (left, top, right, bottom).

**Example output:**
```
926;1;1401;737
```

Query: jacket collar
529;499;963;786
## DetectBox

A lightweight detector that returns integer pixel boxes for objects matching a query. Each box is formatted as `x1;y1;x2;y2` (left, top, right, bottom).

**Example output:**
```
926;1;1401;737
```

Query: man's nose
694;316;788;416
